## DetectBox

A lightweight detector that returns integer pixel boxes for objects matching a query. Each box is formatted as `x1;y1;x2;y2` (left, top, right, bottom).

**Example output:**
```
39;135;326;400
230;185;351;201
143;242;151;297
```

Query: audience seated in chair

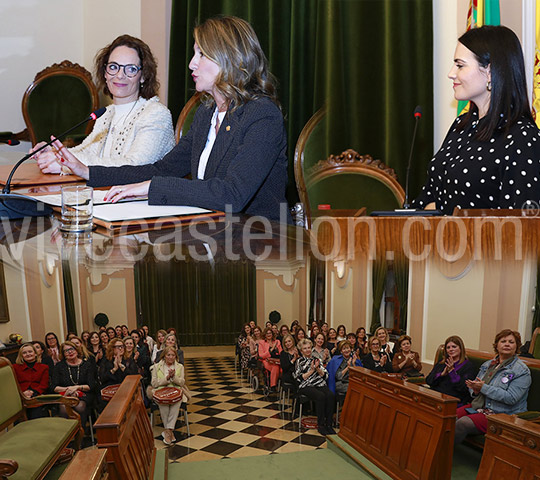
153;333;185;365
237;323;252;370
363;336;393;373
258;327;282;390
87;331;106;366
52;341;97;427
326;328;339;357
392;335;422;376
312;333;331;365
425;335;477;407
13;343;50;418
45;331;61;365
454;329;531;445
374;326;395;360
293;338;336;436
280;334;299;390
32;340;55;373
150;346;191;446
327;340;362;395
99;338;139;392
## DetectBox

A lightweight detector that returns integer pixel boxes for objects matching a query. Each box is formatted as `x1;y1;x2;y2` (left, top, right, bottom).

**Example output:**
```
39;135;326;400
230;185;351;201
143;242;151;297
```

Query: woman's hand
31;141;63;174
442;358;454;376
466;377;485;394
65;386;78;397
23;389;34;399
48;138;89;179
104;181;151;203
380;355;387;366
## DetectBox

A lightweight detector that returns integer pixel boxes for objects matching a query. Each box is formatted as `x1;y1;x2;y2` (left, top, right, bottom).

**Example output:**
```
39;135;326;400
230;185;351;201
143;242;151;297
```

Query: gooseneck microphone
0;107;106;219
3;107;106;194
0;139;20;146
403;105;422;209
371;105;442;217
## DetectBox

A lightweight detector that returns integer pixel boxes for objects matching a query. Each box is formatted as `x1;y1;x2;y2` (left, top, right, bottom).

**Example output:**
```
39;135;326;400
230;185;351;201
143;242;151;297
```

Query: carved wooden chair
294;107;405;227
174;92;202;143
0;60;99;146
302;149;405;227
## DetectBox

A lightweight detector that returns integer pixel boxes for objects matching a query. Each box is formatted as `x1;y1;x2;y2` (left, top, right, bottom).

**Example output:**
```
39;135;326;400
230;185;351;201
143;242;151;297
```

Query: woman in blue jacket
327;340;362;395
454;329;531;444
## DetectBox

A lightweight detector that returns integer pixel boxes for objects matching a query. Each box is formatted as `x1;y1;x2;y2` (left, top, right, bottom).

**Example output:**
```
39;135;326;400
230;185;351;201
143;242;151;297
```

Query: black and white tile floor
152;356;329;463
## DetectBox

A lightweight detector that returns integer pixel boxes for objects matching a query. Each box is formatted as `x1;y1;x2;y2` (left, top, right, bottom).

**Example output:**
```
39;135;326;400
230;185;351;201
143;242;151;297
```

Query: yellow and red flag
458;0;500;116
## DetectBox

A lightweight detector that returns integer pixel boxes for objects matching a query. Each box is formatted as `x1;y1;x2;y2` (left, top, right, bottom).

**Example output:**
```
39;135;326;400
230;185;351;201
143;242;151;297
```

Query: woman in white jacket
33;34;174;172
150;346;190;445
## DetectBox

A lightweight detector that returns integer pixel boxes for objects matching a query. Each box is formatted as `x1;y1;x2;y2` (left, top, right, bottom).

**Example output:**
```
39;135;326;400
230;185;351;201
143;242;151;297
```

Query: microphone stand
0;108;105;219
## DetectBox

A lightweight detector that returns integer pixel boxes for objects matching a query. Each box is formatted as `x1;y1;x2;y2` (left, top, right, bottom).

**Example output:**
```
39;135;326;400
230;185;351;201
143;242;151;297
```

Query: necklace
110;100;138;133
68;362;80;385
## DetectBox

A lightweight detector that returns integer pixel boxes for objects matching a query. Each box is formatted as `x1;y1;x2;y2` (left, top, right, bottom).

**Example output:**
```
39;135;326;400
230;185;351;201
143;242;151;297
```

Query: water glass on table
60;185;93;232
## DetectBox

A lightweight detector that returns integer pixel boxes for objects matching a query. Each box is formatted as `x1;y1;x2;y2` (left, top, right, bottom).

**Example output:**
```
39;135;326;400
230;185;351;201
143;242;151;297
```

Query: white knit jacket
70;96;175;166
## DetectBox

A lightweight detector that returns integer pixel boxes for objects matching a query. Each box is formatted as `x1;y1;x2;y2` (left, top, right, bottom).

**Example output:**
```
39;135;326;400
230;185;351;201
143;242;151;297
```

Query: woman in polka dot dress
414;26;540;214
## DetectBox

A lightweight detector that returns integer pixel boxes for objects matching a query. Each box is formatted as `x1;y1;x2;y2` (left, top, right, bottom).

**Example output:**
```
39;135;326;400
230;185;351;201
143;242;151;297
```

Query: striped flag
533;1;540;127
458;0;501;116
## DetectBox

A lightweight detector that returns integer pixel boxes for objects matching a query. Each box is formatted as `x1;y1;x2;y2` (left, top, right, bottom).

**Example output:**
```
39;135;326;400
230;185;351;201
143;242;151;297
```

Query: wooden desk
339;367;458;480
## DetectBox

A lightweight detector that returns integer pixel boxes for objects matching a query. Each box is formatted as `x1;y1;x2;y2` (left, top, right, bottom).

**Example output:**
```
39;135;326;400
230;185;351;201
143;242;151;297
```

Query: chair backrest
294;106;327;226
530;327;540;359
174;92;202;144
305;149;405;224
0;357;23;430
22;60;99;145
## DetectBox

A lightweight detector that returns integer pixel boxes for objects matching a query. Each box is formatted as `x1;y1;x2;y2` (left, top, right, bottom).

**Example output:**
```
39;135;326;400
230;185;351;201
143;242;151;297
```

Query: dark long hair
458;25;533;141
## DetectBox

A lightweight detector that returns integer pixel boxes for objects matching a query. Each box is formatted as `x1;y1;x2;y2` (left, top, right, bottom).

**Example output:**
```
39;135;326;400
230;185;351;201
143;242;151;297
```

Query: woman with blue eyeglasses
33;35;175;173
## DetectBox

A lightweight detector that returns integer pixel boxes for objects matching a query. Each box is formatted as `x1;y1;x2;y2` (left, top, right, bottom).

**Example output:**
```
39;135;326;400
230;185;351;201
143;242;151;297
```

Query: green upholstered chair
0;60;98;147
530;327;540;359
174;92;202;143
0;356;83;479
294;107;405;228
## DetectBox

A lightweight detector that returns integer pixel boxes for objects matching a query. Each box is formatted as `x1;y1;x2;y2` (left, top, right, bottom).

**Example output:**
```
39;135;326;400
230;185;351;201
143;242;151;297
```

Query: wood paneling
94;375;161;480
477;414;540;480
339;367;457;480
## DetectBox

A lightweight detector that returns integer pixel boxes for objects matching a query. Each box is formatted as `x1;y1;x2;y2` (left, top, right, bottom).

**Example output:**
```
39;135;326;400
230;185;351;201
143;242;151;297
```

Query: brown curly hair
193;16;279;111
95;34;159;99
493;329;522;355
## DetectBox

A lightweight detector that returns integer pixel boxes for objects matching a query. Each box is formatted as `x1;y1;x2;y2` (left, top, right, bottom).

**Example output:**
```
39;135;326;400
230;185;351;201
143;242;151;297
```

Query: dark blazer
89;97;290;222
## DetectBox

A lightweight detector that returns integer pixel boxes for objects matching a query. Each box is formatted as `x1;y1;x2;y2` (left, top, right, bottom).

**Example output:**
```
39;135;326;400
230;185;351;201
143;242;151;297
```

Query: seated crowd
12;322;532;447
13;324;186;445
237;321;533;441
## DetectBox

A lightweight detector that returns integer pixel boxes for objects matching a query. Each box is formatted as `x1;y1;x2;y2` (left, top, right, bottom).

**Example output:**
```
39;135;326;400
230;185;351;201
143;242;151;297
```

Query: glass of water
60;185;93;232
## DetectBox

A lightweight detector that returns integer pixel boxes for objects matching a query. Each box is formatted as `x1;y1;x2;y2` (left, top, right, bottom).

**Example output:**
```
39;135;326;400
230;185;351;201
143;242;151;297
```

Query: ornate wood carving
34;60;94;83
477;414;540;480
309;149;399;181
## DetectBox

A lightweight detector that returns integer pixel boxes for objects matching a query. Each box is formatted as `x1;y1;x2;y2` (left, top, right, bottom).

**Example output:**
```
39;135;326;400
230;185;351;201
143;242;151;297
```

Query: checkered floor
152;356;330;463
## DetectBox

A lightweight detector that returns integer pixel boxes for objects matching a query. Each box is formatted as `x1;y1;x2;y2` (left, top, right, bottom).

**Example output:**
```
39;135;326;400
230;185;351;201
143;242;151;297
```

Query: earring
487;80;492;92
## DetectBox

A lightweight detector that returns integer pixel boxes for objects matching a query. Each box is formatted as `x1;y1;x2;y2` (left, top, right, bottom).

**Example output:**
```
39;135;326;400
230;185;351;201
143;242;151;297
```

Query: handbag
101;384;120;401
153;386;183;404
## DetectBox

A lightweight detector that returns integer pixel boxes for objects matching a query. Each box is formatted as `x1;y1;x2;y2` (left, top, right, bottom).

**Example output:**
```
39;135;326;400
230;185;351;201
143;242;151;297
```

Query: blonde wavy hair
194;16;279;111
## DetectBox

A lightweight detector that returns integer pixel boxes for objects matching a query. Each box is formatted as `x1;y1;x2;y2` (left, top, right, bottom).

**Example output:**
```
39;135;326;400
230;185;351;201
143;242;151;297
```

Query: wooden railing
339;367;458;480
477;414;540;479
94;375;157;480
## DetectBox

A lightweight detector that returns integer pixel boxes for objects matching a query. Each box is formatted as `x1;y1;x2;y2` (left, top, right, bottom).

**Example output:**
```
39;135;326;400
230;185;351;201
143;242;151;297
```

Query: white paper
27;190;141;207
92;201;211;222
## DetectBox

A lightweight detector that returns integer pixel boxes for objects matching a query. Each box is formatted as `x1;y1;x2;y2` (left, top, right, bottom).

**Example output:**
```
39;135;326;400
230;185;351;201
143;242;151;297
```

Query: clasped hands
30;137;150;202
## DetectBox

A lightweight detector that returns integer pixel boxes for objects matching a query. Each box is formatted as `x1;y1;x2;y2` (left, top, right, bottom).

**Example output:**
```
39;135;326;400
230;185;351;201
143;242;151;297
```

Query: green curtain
370;258;387;333
134;253;255;346
168;0;433;206
393;258;409;333
533;262;540;332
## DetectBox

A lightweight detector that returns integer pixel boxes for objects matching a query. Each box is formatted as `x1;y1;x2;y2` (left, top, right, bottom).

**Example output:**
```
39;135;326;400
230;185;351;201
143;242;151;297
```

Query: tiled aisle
152;356;328;463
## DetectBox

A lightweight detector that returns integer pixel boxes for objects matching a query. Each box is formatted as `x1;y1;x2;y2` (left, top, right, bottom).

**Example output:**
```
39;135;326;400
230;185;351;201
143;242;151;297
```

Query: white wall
0;0;175;155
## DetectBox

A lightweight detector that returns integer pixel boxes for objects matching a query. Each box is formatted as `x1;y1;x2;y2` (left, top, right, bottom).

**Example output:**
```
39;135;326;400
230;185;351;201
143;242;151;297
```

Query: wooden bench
94;375;167;480
0;357;83;480
339;366;458;480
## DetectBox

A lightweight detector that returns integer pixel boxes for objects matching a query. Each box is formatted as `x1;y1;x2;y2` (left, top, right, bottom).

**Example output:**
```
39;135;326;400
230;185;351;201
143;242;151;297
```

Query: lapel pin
226;125;231;131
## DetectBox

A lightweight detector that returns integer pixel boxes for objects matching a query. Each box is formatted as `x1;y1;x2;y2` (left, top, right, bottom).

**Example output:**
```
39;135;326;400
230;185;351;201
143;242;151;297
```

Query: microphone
0;107;106;219
3;107;106;194
371;105;442;217
403;105;422;209
0;139;20;146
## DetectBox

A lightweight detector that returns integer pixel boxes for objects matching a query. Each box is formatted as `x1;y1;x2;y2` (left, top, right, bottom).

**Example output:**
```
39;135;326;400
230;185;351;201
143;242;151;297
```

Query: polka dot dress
412;111;540;214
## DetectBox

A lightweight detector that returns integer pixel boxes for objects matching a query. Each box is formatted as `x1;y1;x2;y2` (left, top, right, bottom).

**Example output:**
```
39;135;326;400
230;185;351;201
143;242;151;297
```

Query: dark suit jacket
89;97;290;222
